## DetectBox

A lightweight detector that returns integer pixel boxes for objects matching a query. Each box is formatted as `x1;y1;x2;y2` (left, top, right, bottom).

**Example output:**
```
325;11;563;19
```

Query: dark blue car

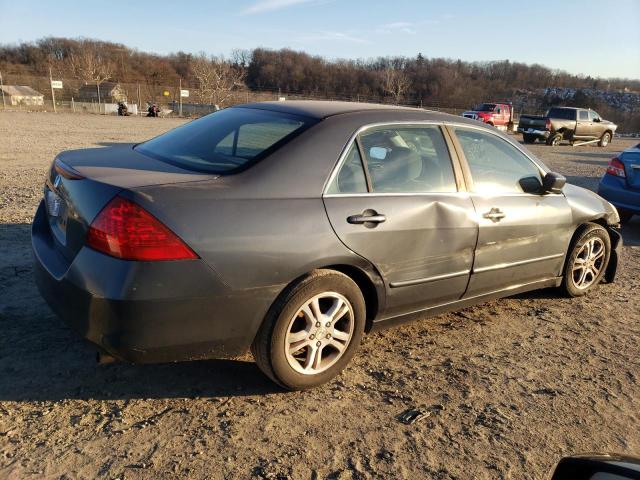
598;143;640;223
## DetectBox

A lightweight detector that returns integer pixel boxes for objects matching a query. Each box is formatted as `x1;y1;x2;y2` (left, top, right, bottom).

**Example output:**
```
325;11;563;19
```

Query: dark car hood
57;144;218;189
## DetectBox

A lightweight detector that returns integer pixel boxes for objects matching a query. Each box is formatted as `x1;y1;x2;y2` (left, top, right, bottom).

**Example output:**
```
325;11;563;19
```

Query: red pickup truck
462;103;515;131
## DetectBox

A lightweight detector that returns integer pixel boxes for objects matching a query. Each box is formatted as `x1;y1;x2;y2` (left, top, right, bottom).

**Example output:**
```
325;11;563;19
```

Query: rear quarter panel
126;182;384;345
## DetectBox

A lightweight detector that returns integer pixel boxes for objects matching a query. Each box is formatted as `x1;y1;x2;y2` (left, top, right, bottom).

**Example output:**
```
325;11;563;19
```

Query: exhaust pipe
96;351;117;365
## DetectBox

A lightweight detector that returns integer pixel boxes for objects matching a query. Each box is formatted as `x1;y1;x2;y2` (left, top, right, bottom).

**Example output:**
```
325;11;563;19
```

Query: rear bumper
32;201;270;363
517;127;549;139
598;175;640;214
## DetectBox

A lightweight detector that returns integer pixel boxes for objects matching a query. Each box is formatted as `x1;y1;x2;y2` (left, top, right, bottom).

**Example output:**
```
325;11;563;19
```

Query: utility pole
49;67;56;113
179;78;183;117
0;70;6;109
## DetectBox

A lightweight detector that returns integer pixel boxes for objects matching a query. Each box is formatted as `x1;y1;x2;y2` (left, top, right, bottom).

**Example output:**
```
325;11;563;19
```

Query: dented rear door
322;124;478;317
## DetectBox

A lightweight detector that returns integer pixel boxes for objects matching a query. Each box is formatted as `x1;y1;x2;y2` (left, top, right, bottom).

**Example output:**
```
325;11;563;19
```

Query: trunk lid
42;145;217;262
61;144;217;189
620;149;640;190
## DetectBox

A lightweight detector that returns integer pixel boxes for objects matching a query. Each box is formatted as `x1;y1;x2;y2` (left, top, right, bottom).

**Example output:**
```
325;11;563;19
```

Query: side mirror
542;171;566;194
593;117;601;122
519;175;543;194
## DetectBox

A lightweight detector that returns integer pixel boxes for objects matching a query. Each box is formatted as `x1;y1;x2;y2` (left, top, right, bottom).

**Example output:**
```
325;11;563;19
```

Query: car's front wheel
598;132;611;147
252;270;365;390
561;223;611;297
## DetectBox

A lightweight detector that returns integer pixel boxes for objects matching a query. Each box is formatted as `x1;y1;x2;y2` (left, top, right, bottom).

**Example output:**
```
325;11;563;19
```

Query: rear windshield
136;107;316;174
546;107;576;120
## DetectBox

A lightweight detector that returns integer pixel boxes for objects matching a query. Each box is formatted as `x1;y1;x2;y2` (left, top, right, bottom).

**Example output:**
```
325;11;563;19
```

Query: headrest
373;147;421;190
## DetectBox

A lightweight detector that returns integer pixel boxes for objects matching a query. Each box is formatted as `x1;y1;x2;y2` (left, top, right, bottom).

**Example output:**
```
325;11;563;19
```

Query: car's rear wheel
598;132;611;147
618;208;634;224
251;270;365;390
523;134;536;144
547;133;563;146
561;223;611;297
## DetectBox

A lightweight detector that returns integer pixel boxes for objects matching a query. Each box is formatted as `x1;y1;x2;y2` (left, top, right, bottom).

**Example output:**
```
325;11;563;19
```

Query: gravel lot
1;111;638;480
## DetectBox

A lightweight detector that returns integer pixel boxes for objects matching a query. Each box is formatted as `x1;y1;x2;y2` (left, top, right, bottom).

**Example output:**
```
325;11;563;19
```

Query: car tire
523;134;536;144
547;133;563;146
560;223;611;297
598;132;611;147
618;209;634;224
251;269;366;390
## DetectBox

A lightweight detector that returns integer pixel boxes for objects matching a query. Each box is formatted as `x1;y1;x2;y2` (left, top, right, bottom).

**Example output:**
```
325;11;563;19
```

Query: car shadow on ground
621;217;640;247
0;223;283;403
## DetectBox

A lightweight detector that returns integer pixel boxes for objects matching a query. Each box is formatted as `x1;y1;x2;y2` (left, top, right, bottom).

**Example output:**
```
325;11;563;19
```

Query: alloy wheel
284;292;354;375
571;237;606;290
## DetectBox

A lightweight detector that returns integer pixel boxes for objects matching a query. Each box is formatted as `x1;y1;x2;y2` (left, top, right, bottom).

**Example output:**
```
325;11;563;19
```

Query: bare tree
231;48;252;69
191;54;245;107
68;42;114;102
381;68;411;104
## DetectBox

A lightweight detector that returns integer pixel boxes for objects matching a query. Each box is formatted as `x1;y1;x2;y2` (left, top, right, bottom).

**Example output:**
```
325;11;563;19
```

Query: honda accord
32;101;622;389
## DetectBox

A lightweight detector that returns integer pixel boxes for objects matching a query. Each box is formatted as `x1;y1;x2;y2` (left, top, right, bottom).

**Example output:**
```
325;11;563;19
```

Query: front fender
563;183;621;283
563;183;620;226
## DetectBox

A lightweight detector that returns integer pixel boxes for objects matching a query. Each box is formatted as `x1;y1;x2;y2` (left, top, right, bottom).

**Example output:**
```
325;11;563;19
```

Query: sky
1;0;639;79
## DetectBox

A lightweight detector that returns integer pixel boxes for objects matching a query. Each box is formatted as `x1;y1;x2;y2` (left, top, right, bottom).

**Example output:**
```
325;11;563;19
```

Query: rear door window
360;125;457;193
326;144;368;194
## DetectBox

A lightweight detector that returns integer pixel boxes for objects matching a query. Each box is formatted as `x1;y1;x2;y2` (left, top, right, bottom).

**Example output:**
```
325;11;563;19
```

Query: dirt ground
0;111;638;480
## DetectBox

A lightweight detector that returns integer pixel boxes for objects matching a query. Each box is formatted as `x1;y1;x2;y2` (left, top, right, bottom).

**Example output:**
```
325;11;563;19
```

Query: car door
589;110;603;138
500;105;510;127
493;105;501;125
575;109;592;138
449;125;574;297
323;123;478;316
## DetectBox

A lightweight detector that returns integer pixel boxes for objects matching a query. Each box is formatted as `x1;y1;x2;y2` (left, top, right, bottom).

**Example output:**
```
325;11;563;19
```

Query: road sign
180;89;189;98
51;80;63;89
163;90;170;97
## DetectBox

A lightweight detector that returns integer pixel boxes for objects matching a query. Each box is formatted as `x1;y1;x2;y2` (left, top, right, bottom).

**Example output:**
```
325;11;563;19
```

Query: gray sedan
32;101;622;390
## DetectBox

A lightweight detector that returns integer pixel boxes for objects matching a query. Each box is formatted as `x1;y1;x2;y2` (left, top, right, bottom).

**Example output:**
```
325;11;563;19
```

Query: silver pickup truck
518;107;617;147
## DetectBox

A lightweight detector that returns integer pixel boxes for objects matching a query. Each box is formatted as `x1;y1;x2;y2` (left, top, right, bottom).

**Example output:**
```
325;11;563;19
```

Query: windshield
135;107;317;174
473;103;496;112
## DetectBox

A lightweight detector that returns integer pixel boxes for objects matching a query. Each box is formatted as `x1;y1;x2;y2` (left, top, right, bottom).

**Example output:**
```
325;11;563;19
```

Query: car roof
234;100;436;120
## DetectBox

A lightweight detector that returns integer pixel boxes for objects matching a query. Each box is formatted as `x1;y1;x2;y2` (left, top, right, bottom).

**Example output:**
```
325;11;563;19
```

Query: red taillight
606;157;626;178
86;196;198;261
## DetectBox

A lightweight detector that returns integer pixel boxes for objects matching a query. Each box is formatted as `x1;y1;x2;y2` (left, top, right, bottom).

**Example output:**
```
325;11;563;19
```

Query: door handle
347;212;386;225
483;208;505;222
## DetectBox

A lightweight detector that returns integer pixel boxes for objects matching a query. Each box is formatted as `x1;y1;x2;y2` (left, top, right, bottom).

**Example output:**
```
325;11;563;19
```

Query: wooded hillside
1;37;638;130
